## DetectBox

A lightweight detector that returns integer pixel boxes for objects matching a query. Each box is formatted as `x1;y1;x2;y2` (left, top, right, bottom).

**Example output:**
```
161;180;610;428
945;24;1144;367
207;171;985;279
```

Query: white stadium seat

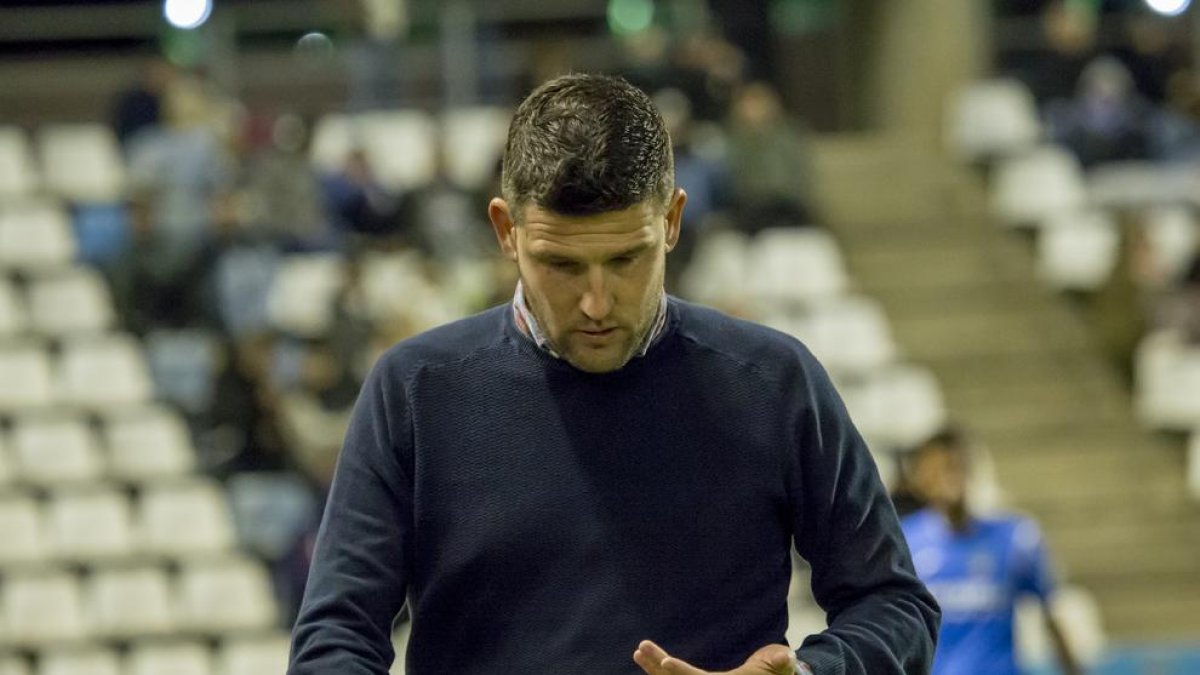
842;364;947;449
0;277;29;337
102;406;196;482
175;557;278;633
310;111;437;191
1134;331;1200;430
747;228;848;305
44;488;135;562
27;268;115;337
0;342;54;413
681;231;750;307
0;494;46;567
1142;206;1199;282
11;413;103;487
0;570;87;646
0;201;77;271
787;296;897;374
57;335;154;409
991;146;1087;226
441;106;511;189
36;647;120;675
137;480;236;556
1036;210;1120;291
1087;161;1200;209
85;565;174;639
947;79;1041;161
0;126;39;197
126;642;212;675
266;254;346;337
216;634;292;675
36;124;125;203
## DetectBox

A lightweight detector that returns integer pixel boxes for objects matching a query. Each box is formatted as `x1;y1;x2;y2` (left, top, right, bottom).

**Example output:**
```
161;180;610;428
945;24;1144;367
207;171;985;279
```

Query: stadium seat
946;79;1041;161
0;201;77;271
841;364;947;449
84;564;174;639
311;111;437;191
11;413;104;486
0;126;38;198
1142;206;1198;282
990;146;1087;227
145;330;220;415
680;231;750;307
102;406;196;483
746;228;848;305
788;296;897;374
0;570;87;646
36;124;125;203
227;472;318;559
215;634;291;675
0;277;28;337
1133;331;1200;429
266;254;346;337
0;342;54;413
26;268;116;337
0;494;46;567
137;480;236;556
125;642;212;675
1036;210;1119;291
56;335;154;409
36;647;120;675
441;106;511;189
175;556;279;633
43;488;135;562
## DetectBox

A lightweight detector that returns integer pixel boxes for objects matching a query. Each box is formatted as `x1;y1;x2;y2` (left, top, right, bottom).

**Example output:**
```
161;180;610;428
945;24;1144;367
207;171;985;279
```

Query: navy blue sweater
288;299;939;674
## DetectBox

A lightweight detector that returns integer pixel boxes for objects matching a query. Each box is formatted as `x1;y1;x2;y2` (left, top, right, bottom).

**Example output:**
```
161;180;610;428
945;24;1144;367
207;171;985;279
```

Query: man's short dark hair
501;73;674;219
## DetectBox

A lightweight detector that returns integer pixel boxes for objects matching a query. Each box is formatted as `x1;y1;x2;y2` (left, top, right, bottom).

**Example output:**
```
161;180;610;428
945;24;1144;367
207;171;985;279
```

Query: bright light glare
1144;0;1192;16
164;0;212;30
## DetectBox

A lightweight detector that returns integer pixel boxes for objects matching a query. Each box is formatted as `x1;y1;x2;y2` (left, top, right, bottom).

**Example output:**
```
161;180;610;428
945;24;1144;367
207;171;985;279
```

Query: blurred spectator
1149;69;1200;162
727;82;815;232
1114;15;1188;104
1089;214;1157;382
405;141;490;261
110;58;175;151
240;114;337;250
900;429;1081;675
1155;255;1200;344
347;0;409;110
320;148;405;238
1001;0;1097;106
1046;57;1153;168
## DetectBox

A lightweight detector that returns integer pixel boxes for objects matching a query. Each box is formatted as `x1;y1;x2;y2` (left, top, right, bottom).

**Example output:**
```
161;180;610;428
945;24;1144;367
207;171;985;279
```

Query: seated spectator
320;148;405;238
1046;56;1153;168
727;82;815;232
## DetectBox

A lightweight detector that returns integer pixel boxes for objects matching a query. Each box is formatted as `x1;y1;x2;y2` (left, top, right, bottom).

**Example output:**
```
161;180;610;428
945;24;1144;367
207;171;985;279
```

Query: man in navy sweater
288;73;939;675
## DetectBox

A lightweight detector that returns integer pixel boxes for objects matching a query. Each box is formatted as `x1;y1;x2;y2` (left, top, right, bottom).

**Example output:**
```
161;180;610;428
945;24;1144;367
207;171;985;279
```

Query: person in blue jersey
288;73;939;675
900;429;1080;675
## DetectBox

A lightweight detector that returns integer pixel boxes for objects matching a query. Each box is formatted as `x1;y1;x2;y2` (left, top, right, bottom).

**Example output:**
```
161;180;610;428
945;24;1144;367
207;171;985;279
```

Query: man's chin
562;345;636;374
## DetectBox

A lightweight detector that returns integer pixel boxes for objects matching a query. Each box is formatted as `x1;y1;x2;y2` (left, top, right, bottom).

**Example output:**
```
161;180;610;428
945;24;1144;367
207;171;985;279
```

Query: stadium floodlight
164;0;213;30
1144;0;1191;16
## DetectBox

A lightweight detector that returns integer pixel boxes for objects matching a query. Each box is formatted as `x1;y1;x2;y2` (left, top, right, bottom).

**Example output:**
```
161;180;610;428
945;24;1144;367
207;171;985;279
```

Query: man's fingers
749;644;799;674
634;641;709;675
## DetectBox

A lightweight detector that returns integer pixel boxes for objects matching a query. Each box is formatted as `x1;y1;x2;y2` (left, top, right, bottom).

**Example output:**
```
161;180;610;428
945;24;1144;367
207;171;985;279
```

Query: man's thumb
753;644;798;673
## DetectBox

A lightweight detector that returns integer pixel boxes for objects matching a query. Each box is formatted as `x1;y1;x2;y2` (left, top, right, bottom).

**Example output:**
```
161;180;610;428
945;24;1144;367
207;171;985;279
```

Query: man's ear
488;197;519;262
664;188;687;253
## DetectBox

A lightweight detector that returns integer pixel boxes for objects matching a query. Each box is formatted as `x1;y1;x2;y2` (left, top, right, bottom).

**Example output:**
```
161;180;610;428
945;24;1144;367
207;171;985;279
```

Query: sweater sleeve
789;356;941;675
288;359;414;675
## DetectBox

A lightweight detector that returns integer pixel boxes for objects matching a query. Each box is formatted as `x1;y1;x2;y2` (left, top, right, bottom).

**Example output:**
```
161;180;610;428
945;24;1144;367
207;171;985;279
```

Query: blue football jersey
901;508;1056;675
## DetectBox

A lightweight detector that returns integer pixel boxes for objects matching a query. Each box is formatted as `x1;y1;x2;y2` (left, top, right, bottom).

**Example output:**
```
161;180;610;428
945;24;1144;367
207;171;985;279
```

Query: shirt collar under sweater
511;280;669;360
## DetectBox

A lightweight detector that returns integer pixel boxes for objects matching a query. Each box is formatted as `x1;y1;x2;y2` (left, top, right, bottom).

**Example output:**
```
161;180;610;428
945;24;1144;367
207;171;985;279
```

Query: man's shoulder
375;304;511;376
672;298;819;373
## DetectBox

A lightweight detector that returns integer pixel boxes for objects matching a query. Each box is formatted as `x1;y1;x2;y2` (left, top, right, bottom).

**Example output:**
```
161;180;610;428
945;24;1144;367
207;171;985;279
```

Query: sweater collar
511;280;668;360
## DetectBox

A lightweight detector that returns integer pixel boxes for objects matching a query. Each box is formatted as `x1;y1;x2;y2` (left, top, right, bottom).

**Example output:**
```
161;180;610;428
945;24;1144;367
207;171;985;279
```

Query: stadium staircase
811;135;1200;642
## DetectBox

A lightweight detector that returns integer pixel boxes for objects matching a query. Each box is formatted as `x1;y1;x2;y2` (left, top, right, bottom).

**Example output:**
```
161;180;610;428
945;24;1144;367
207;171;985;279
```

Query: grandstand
2;1;1200;674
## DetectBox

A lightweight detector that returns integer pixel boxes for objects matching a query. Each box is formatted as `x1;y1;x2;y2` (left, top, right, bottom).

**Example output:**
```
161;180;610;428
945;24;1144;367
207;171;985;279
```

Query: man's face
912;445;969;512
488;191;685;373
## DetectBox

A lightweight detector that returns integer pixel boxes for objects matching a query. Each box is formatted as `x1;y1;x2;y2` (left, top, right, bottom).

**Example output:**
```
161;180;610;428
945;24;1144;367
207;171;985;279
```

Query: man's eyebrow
609;242;652;259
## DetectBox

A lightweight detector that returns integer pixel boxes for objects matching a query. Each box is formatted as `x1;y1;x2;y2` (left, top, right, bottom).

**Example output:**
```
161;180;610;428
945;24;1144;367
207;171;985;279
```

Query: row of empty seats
0;269;115;338
0;557;277;646
0;634;288;675
0;480;233;565
0;337;153;413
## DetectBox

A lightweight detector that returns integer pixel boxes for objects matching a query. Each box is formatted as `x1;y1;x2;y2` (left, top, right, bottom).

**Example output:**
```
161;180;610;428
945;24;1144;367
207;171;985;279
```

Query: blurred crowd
95;27;818;621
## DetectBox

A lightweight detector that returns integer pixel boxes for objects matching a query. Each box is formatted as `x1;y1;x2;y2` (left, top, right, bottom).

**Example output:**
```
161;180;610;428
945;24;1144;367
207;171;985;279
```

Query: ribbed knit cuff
795;646;844;675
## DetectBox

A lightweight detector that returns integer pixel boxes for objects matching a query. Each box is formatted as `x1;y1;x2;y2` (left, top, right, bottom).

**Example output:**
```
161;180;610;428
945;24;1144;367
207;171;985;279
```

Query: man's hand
632;640;799;675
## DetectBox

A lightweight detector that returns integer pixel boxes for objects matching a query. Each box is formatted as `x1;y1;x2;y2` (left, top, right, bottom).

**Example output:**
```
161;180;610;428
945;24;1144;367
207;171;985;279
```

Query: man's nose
579;267;613;321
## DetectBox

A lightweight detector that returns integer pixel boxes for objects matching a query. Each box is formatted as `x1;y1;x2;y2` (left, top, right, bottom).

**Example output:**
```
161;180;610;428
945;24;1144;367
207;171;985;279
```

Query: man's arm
789;355;941;674
288;361;414;675
1044;608;1082;675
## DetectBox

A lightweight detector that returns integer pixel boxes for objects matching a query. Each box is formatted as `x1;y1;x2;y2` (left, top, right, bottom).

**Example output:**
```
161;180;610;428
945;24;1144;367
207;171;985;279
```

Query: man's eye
549;260;581;272
611;255;638;267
